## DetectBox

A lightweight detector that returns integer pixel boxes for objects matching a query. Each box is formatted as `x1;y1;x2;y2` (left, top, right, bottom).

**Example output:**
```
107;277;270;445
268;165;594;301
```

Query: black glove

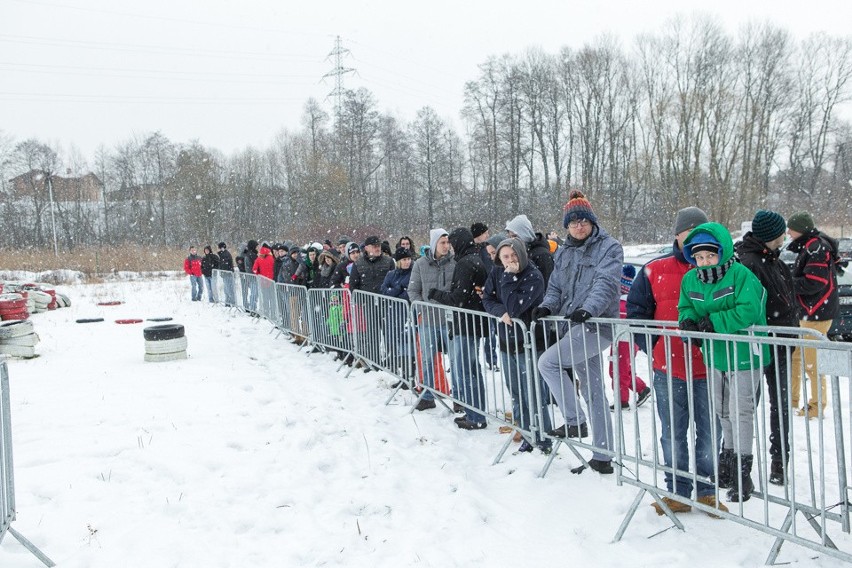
427;288;439;301
531;306;551;321
678;319;699;332
569;309;592;323
697;316;714;333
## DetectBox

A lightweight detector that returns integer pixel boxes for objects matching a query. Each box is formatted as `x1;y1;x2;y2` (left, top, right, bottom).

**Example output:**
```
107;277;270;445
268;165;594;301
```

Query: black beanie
470;222;489;239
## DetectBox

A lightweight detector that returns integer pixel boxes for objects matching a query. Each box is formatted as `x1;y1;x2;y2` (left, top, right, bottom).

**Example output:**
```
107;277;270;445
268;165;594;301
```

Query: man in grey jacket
533;191;623;473
408;228;456;410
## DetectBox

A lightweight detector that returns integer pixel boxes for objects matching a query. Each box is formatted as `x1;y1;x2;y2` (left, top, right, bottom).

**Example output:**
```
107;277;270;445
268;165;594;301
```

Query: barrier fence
0;358;54;566
211;269;852;564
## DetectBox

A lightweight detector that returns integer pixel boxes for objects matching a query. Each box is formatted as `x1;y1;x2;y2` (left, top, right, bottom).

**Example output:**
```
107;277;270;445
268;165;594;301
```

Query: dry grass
0;246;188;275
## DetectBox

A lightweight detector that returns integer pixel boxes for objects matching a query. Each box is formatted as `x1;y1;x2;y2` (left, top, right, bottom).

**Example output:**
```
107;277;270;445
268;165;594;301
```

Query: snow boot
712;448;735;489
726;454;754;502
769;458;786;486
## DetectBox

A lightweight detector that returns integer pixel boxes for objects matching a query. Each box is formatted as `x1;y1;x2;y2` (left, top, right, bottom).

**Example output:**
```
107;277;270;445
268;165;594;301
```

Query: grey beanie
674;207;709;235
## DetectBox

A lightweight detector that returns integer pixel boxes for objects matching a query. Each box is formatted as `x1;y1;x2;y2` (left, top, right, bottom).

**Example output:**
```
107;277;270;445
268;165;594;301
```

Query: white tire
0;344;36;358
144;336;188;354
0;320;35;339
29;290;51;303
144;350;187;362
0;333;39;347
0;293;23;301
58;293;71;307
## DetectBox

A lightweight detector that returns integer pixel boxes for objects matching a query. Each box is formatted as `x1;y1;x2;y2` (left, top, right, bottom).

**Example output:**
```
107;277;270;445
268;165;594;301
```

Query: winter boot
712;448;735;489
769;458;787;486
726;454;754;502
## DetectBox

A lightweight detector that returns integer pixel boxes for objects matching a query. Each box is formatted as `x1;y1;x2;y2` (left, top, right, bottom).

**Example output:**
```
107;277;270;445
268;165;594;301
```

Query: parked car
829;269;852;341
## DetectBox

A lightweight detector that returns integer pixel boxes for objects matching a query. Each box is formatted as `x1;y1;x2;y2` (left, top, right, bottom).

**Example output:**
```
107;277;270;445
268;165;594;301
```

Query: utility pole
323;35;355;122
46;174;58;257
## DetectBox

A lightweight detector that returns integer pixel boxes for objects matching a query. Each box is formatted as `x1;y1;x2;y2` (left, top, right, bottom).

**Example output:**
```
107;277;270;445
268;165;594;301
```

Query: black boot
726;454;754;502
769;458;786;486
713;448;735;489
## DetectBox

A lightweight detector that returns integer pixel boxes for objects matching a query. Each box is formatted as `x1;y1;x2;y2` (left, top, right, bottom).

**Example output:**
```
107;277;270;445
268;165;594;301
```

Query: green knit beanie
787;211;815;234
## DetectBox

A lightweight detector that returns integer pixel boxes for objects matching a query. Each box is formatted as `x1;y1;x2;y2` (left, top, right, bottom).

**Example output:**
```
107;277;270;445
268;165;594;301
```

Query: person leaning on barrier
786;211;842;420
382;247;416;387
482;237;552;452
407;228;456;411
627;206;728;516
505;214;555;287
330;242;361;289
735;210;798;486
428;228;489;429
533;190;621;474
679;222;770;503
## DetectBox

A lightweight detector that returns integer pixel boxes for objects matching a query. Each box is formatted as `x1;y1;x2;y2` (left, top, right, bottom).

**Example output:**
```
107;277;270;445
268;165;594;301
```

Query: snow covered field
0;276;845;567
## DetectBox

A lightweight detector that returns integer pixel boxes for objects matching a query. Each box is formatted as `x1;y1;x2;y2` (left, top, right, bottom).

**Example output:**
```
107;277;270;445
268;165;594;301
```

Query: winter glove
531;306;551;321
569;309;592;323
427;288;439;301
291;274;298;282
679;319;702;347
697;316;714;333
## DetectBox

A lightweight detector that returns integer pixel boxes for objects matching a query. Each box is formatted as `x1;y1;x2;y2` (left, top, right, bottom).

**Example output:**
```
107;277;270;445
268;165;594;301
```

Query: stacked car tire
143;324;187;362
0;293;29;321
0;320;39;358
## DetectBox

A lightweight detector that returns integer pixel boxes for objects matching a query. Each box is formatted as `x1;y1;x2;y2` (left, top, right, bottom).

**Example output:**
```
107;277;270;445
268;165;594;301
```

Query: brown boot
696;495;730;518
651;497;691;516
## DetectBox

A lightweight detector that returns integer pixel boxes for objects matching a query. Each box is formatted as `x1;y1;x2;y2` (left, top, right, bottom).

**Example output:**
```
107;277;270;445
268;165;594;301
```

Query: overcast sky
2;0;850;165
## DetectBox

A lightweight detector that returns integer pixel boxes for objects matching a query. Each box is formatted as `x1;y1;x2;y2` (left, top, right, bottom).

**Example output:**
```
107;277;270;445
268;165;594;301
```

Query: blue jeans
653;370;719;498
189;275;203;301
204;276;214;302
501;350;552;442
417;323;451;402
223;273;236;306
452;334;486;423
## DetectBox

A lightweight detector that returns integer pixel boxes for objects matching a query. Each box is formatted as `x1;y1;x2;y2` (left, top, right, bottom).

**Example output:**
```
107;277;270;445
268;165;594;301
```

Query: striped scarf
696;257;735;284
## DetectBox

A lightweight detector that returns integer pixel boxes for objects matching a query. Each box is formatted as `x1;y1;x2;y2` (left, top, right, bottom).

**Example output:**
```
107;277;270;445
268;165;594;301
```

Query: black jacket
788;229;840;321
430;228;488;337
217;249;234;271
528;233;554;287
350;254;396;294
200;252;220;277
735;233;799;328
237;241;258;274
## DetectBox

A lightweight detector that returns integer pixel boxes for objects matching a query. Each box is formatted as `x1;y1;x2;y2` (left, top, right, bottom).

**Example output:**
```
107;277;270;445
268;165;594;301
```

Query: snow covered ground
0;275;846;567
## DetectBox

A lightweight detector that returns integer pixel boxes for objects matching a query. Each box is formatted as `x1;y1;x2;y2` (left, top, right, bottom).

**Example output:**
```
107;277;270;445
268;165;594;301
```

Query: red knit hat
562;190;598;228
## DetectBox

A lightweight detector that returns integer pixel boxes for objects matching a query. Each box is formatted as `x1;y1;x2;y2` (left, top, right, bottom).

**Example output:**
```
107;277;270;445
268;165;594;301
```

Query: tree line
1;16;851;250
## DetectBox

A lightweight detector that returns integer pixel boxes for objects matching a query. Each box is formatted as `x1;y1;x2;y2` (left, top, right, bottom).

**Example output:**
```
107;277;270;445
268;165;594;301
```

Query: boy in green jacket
678;222;770;502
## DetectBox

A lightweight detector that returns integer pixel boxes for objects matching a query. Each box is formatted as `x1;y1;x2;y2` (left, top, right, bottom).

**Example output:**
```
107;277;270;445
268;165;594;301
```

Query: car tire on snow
0;343;36;358
143;324;185;341
0;320;35;339
144;336;188;354
0;333;40;347
75;318;105;324
144;351;188;363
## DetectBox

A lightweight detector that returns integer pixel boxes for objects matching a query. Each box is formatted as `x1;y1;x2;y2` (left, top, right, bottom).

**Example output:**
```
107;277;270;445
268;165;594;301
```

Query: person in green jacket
678;222;770;503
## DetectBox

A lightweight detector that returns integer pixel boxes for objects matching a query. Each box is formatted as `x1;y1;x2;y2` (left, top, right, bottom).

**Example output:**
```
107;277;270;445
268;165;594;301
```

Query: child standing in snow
609;264;650;410
678;222;770;502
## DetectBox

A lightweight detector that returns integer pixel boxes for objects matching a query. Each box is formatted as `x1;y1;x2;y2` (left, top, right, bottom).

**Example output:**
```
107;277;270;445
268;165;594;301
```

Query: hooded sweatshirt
482;237;545;352
505;215;554;286
678;222;770;372
408;229;455;303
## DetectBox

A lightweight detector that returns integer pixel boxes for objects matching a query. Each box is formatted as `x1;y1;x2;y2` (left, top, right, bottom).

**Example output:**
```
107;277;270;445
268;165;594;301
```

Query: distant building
8;169;102;202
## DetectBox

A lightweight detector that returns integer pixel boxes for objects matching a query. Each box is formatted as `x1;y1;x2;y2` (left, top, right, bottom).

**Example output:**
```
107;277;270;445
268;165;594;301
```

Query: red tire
97;301;123;306
0;299;27;310
115;318;143;324
1;311;29;321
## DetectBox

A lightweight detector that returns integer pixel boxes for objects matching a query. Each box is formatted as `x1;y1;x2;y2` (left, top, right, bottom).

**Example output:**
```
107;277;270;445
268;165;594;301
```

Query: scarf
695;257;735;285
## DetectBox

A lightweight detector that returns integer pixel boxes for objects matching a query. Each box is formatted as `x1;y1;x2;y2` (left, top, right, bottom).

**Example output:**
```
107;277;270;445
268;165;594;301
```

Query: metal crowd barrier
602;319;852;564
211;283;852;563
0;358;54;566
408;300;541;463
275;283;310;344
306;288;356;370
350;290;414;380
212;269;237;307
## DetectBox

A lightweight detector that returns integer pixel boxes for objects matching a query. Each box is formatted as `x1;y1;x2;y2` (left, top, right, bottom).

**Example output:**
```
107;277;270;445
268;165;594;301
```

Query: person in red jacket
252;244;275;280
627;206;727;517
184;246;203;301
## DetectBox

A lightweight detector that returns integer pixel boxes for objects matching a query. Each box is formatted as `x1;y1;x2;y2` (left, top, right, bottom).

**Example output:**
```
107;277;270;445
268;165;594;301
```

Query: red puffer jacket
252;247;275;280
626;245;707;380
184;254;202;277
